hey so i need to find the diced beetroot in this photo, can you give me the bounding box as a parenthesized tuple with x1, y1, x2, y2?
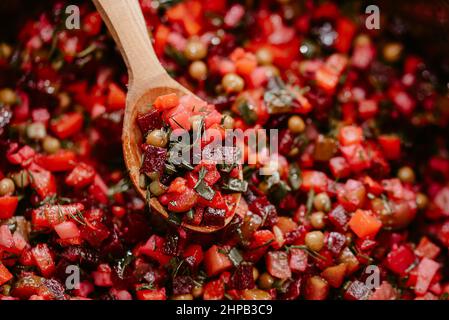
(172, 276, 194, 295)
(434, 187, 449, 216)
(109, 288, 132, 300)
(385, 245, 416, 275)
(183, 244, 203, 268)
(340, 144, 371, 172)
(414, 237, 441, 260)
(140, 145, 167, 176)
(328, 205, 349, 231)
(0, 225, 16, 253)
(73, 281, 94, 298)
(92, 264, 113, 287)
(327, 232, 346, 256)
(415, 258, 440, 296)
(338, 125, 363, 146)
(31, 243, 56, 278)
(65, 163, 95, 188)
(248, 197, 278, 227)
(204, 109, 222, 128)
(288, 248, 308, 273)
(248, 230, 275, 249)
(79, 220, 110, 247)
(314, 249, 334, 270)
(344, 280, 371, 300)
(369, 281, 397, 300)
(300, 170, 328, 192)
(378, 135, 401, 160)
(203, 279, 224, 300)
(266, 251, 291, 279)
(137, 109, 162, 134)
(7, 145, 36, 166)
(139, 235, 172, 265)
(337, 179, 366, 212)
(355, 238, 377, 252)
(29, 168, 57, 199)
(329, 156, 351, 178)
(230, 264, 255, 290)
(166, 188, 198, 213)
(203, 207, 226, 226)
(280, 278, 302, 300)
(54, 221, 81, 240)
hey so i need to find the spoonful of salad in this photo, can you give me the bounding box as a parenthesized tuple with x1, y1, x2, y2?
(92, 0, 244, 233)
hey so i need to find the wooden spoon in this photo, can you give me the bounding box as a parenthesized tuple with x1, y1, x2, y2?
(92, 0, 241, 233)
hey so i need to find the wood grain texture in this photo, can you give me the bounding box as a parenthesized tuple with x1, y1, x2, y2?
(91, 0, 240, 233)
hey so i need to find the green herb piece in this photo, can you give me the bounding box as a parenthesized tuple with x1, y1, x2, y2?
(194, 181, 215, 201)
(219, 247, 244, 266)
(306, 189, 315, 215)
(222, 178, 248, 192)
(68, 209, 87, 226)
(167, 211, 181, 226)
(186, 209, 194, 220)
(137, 282, 155, 291)
(249, 239, 274, 250)
(263, 76, 297, 114)
(286, 245, 326, 261)
(195, 167, 208, 188)
(237, 99, 257, 125)
(193, 166, 215, 200)
(164, 163, 177, 175)
(242, 165, 256, 180)
(380, 194, 393, 215)
(108, 178, 131, 198)
(169, 257, 185, 278)
(164, 45, 188, 66)
(264, 89, 294, 114)
(217, 162, 236, 173)
(115, 251, 135, 279)
(156, 0, 183, 9)
(288, 164, 302, 190)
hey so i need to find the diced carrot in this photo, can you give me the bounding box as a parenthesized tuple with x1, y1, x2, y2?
(321, 263, 347, 288)
(0, 263, 13, 286)
(154, 25, 170, 56)
(348, 209, 382, 238)
(203, 245, 233, 277)
(154, 93, 180, 111)
(136, 288, 166, 300)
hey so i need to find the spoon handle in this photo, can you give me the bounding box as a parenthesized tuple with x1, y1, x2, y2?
(92, 0, 166, 89)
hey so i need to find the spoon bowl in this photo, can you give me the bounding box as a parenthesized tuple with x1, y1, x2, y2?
(92, 0, 241, 232)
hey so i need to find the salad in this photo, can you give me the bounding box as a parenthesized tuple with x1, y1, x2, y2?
(137, 92, 244, 229)
(0, 0, 448, 300)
